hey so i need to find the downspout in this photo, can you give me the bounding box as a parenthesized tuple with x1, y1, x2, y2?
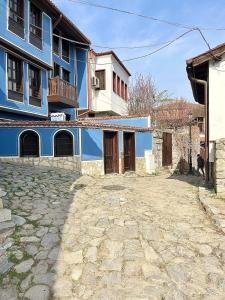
(187, 69, 209, 182)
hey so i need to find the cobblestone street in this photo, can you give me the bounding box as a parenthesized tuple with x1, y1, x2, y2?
(1, 163, 225, 299)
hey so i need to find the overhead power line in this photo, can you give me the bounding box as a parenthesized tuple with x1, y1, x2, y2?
(65, 0, 225, 31)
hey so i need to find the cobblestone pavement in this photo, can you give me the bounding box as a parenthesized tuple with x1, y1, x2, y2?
(1, 163, 225, 299)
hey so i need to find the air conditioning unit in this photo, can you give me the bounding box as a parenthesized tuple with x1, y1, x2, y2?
(92, 76, 100, 89)
(95, 77, 100, 90)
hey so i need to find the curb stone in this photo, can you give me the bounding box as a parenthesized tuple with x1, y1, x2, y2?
(198, 187, 225, 234)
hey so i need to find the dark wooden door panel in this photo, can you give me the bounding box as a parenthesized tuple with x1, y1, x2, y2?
(124, 132, 135, 172)
(104, 131, 119, 174)
(162, 132, 172, 166)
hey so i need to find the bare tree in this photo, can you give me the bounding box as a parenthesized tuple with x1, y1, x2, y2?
(128, 73, 168, 115)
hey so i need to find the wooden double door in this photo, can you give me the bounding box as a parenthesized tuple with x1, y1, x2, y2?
(103, 131, 136, 174)
(123, 132, 135, 172)
(104, 131, 119, 174)
(162, 132, 172, 166)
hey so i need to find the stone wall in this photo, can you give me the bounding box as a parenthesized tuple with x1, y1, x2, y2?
(81, 160, 104, 176)
(152, 130, 163, 170)
(214, 139, 225, 196)
(172, 126, 200, 173)
(136, 157, 146, 175)
(0, 156, 81, 172)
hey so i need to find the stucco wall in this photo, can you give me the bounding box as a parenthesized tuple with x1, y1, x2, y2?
(0, 127, 80, 157)
(90, 54, 128, 115)
(209, 57, 225, 141)
(96, 116, 151, 128)
(77, 49, 88, 109)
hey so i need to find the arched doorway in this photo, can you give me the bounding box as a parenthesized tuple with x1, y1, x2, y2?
(54, 130, 73, 157)
(20, 130, 39, 157)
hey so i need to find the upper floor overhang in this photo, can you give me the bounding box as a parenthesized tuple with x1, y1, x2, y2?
(186, 41, 225, 105)
(39, 0, 91, 46)
(91, 49, 131, 77)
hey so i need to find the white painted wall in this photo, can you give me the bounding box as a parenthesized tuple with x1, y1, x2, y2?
(90, 53, 129, 115)
(209, 55, 225, 141)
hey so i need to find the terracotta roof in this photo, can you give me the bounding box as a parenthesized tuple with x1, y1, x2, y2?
(43, 0, 91, 44)
(91, 50, 131, 76)
(154, 101, 205, 121)
(0, 121, 153, 132)
(78, 114, 150, 121)
(186, 42, 225, 66)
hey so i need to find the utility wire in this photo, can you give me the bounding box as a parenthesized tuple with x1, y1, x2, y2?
(65, 0, 225, 31)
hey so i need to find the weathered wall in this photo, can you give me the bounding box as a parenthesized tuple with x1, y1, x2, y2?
(214, 139, 225, 196)
(81, 160, 104, 176)
(172, 126, 200, 173)
(0, 156, 81, 172)
(153, 130, 163, 170)
(152, 126, 201, 173)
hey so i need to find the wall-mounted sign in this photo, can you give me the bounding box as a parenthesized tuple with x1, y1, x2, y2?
(50, 113, 66, 122)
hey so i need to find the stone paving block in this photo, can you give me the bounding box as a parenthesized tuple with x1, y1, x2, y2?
(0, 209, 11, 223)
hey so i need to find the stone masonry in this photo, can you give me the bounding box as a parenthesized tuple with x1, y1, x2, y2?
(214, 138, 225, 196)
(1, 163, 225, 299)
(0, 156, 81, 172)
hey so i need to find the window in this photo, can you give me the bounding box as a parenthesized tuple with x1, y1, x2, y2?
(62, 69, 70, 82)
(20, 131, 39, 157)
(54, 131, 73, 157)
(117, 76, 120, 96)
(95, 70, 105, 90)
(53, 29, 59, 55)
(8, 0, 24, 38)
(125, 84, 128, 101)
(29, 65, 41, 107)
(54, 63, 60, 77)
(121, 81, 125, 99)
(7, 54, 23, 102)
(62, 39, 70, 62)
(30, 3, 42, 49)
(113, 72, 116, 93)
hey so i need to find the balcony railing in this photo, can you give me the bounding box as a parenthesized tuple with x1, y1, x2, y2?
(48, 77, 78, 108)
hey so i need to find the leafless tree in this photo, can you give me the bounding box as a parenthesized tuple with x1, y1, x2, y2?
(128, 73, 168, 115)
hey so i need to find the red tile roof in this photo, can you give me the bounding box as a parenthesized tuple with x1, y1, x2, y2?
(78, 114, 150, 121)
(0, 120, 153, 132)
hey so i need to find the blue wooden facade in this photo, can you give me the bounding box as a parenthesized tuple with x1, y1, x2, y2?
(0, 0, 90, 121)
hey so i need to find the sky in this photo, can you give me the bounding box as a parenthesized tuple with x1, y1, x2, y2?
(53, 0, 225, 102)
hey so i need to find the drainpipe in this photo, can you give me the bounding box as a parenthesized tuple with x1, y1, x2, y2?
(187, 70, 209, 182)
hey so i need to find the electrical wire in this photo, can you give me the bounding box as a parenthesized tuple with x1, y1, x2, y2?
(64, 0, 225, 31)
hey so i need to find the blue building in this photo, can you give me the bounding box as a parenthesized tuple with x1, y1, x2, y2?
(0, 0, 90, 121)
(0, 1, 155, 176)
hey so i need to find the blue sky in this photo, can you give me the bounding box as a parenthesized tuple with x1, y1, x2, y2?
(53, 0, 225, 101)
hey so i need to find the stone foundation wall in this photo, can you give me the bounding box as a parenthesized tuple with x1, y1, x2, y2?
(81, 160, 104, 176)
(153, 130, 163, 170)
(136, 157, 146, 175)
(214, 139, 225, 196)
(172, 126, 200, 173)
(0, 156, 81, 172)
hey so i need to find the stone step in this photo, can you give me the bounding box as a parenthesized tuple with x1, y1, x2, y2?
(0, 209, 11, 223)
